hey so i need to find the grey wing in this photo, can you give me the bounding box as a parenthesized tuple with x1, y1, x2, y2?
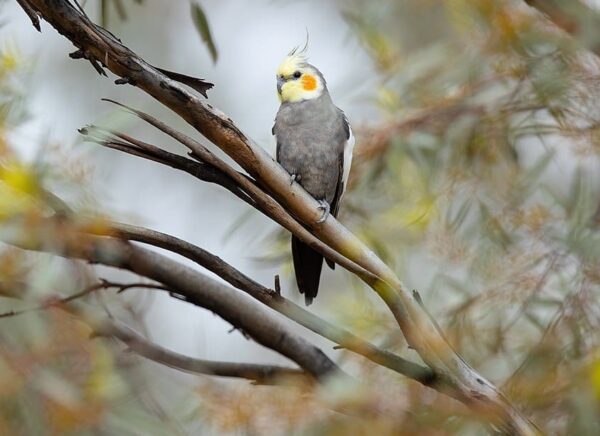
(331, 120, 354, 218)
(330, 154, 345, 219)
(326, 121, 355, 270)
(272, 123, 279, 161)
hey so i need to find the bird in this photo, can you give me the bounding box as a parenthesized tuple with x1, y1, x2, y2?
(272, 45, 354, 305)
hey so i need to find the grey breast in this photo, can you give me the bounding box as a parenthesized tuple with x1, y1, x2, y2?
(274, 92, 348, 204)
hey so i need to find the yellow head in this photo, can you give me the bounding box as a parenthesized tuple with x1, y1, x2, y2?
(276, 48, 325, 103)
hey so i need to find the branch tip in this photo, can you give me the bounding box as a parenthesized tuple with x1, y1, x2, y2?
(115, 77, 132, 85)
(69, 49, 85, 59)
(274, 274, 281, 295)
(16, 0, 41, 31)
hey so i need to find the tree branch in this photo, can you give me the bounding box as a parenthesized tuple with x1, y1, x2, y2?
(85, 100, 376, 283)
(16, 0, 40, 30)
(83, 104, 534, 426)
(1, 216, 342, 382)
(98, 220, 437, 386)
(81, 124, 256, 207)
(80, 119, 438, 386)
(0, 281, 163, 318)
(93, 315, 310, 384)
(36, 184, 438, 389)
(0, 281, 306, 384)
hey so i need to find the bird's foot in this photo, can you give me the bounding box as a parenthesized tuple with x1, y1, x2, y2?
(290, 173, 301, 186)
(316, 200, 330, 224)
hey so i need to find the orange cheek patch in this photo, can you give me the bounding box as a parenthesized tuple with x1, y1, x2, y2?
(302, 74, 317, 91)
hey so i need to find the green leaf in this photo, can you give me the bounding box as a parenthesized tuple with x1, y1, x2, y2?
(191, 2, 218, 64)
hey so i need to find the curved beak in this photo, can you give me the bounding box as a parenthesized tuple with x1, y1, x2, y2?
(277, 76, 285, 95)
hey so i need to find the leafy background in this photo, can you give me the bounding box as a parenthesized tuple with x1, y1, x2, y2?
(1, 0, 600, 434)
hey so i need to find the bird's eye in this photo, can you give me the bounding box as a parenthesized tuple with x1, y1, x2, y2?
(293, 71, 302, 79)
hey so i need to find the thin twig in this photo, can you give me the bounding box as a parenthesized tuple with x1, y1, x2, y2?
(81, 124, 254, 206)
(0, 281, 167, 318)
(97, 317, 309, 384)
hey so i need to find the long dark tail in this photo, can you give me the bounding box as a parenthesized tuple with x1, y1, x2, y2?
(291, 236, 324, 305)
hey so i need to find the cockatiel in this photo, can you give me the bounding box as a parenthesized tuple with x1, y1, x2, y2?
(273, 46, 354, 305)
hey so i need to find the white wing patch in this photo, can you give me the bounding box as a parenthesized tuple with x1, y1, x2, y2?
(340, 126, 355, 198)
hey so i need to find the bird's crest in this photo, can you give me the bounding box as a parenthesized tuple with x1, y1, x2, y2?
(288, 31, 309, 58)
(277, 33, 310, 77)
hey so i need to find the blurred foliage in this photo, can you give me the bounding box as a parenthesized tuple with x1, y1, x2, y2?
(190, 2, 218, 64)
(89, 0, 219, 64)
(327, 0, 600, 433)
(4, 0, 600, 435)
(0, 40, 203, 434)
(88, 0, 145, 27)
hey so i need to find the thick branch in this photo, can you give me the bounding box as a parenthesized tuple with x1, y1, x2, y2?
(101, 221, 436, 386)
(1, 216, 341, 382)
(81, 117, 438, 386)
